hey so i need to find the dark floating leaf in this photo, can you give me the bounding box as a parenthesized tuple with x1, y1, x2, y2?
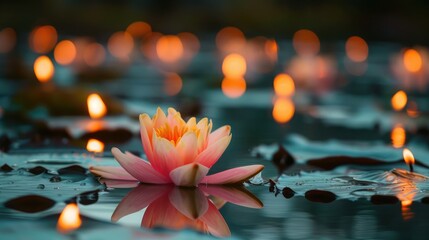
(79, 191, 99, 205)
(49, 175, 62, 182)
(0, 134, 12, 152)
(58, 165, 87, 175)
(370, 195, 399, 205)
(305, 190, 336, 203)
(421, 197, 429, 204)
(80, 128, 133, 144)
(306, 156, 429, 170)
(282, 187, 295, 199)
(28, 166, 48, 175)
(272, 145, 295, 174)
(1, 164, 13, 172)
(4, 195, 55, 213)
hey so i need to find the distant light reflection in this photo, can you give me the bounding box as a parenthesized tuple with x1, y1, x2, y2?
(391, 125, 406, 148)
(221, 77, 246, 98)
(272, 98, 295, 123)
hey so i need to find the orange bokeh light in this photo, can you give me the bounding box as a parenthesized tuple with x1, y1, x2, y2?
(274, 73, 295, 97)
(345, 36, 368, 62)
(30, 25, 58, 54)
(34, 56, 54, 82)
(178, 32, 200, 58)
(108, 31, 134, 60)
(406, 101, 420, 118)
(273, 98, 295, 123)
(293, 29, 320, 56)
(87, 93, 107, 119)
(164, 73, 183, 96)
(216, 26, 246, 53)
(0, 27, 16, 53)
(57, 203, 82, 234)
(156, 35, 184, 63)
(265, 39, 278, 62)
(222, 53, 246, 78)
(403, 49, 422, 73)
(84, 43, 106, 67)
(391, 90, 407, 111)
(221, 77, 246, 98)
(54, 40, 77, 65)
(126, 21, 151, 38)
(391, 125, 406, 148)
(86, 139, 105, 153)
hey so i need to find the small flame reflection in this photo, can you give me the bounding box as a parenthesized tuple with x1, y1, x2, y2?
(403, 49, 422, 73)
(391, 90, 407, 111)
(57, 203, 82, 233)
(221, 77, 246, 98)
(273, 98, 295, 123)
(222, 53, 246, 78)
(86, 139, 105, 153)
(164, 73, 183, 96)
(34, 56, 54, 82)
(87, 94, 107, 119)
(54, 40, 77, 65)
(391, 125, 406, 148)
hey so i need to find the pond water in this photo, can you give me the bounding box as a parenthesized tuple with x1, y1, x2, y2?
(1, 101, 429, 240)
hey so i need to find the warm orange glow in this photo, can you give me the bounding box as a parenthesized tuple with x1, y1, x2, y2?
(345, 36, 368, 62)
(0, 27, 16, 53)
(391, 90, 407, 111)
(126, 21, 151, 38)
(178, 32, 200, 58)
(293, 29, 320, 56)
(273, 98, 295, 123)
(86, 139, 105, 153)
(406, 101, 420, 118)
(274, 74, 295, 97)
(57, 203, 82, 234)
(403, 49, 422, 73)
(216, 26, 246, 53)
(83, 43, 106, 67)
(403, 148, 415, 166)
(54, 40, 77, 65)
(34, 56, 54, 82)
(156, 35, 184, 63)
(107, 31, 134, 60)
(164, 73, 183, 96)
(221, 77, 246, 98)
(222, 53, 246, 78)
(29, 25, 58, 54)
(87, 94, 107, 119)
(400, 192, 415, 221)
(391, 125, 406, 148)
(265, 39, 278, 62)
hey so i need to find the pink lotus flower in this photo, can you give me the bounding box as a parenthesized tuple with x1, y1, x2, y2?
(109, 183, 263, 237)
(90, 107, 264, 187)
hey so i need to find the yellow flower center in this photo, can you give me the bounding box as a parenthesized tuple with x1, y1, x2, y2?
(155, 123, 201, 146)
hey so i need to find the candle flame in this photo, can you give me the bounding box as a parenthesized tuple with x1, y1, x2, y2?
(156, 35, 184, 63)
(34, 56, 54, 82)
(274, 73, 295, 97)
(391, 125, 406, 148)
(222, 53, 246, 79)
(345, 36, 368, 62)
(391, 90, 407, 111)
(86, 139, 105, 153)
(403, 49, 422, 73)
(87, 94, 107, 119)
(54, 40, 77, 65)
(57, 203, 82, 234)
(403, 148, 415, 166)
